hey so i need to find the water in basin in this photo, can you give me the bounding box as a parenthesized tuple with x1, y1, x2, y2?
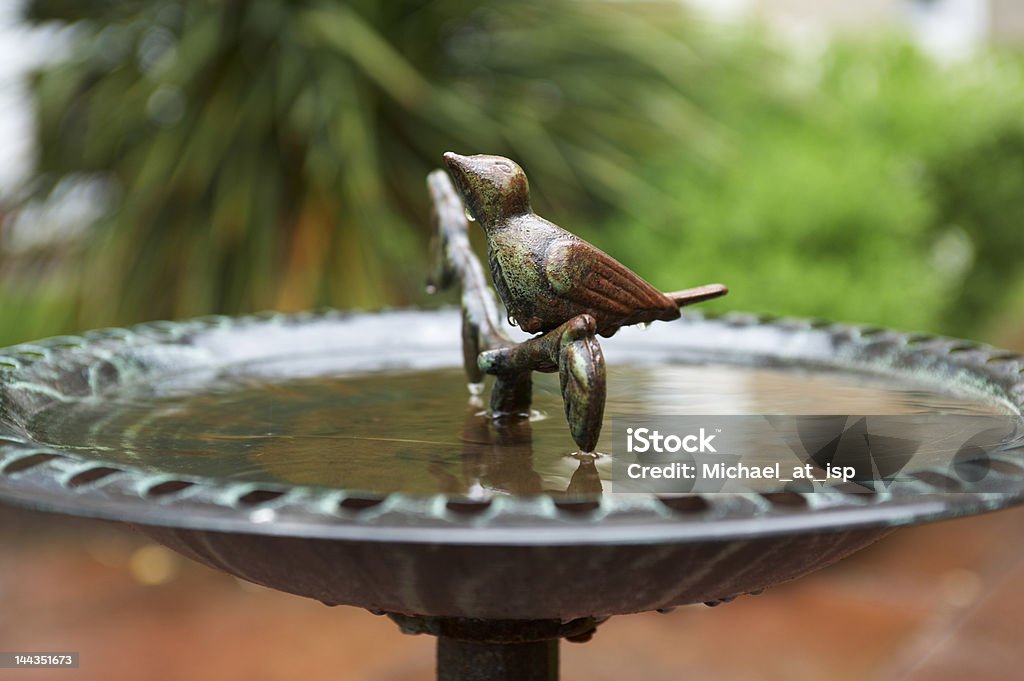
(27, 363, 1011, 497)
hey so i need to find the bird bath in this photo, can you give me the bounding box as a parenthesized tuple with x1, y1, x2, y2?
(1, 308, 1024, 680)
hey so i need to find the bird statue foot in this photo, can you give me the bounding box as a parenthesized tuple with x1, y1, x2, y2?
(479, 314, 607, 452)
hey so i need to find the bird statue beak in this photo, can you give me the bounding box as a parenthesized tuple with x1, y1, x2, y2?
(442, 151, 468, 170)
(443, 152, 472, 191)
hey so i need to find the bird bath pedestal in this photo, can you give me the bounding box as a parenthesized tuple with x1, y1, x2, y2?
(1, 309, 1023, 680)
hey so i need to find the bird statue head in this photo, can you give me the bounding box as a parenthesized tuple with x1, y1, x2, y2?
(443, 152, 532, 227)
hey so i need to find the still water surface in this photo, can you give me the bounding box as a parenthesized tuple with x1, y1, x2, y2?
(29, 363, 1009, 497)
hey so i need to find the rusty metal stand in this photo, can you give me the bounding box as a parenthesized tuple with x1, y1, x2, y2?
(388, 614, 605, 681)
(437, 638, 558, 681)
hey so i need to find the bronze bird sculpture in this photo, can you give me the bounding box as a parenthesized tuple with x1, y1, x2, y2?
(443, 152, 728, 338)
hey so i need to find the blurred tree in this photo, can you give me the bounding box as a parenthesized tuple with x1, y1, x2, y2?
(17, 0, 764, 334)
(9, 4, 1024, 348)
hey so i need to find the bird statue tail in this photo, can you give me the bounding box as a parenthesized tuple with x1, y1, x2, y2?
(665, 283, 728, 308)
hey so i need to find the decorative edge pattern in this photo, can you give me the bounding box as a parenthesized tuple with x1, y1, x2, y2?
(0, 308, 1022, 545)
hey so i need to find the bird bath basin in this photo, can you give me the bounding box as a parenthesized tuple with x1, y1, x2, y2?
(2, 308, 1024, 680)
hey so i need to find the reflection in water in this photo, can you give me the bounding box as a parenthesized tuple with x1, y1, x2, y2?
(28, 364, 1009, 498)
(450, 406, 544, 497)
(566, 457, 604, 498)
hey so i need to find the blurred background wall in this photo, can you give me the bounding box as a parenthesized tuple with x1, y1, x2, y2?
(1, 0, 1023, 349)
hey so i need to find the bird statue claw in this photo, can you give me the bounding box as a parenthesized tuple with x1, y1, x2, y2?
(427, 153, 727, 453)
(475, 313, 606, 451)
(558, 331, 606, 453)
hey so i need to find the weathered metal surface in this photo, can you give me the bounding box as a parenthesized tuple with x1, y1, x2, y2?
(428, 169, 606, 450)
(386, 615, 606, 643)
(442, 152, 727, 338)
(434, 153, 726, 451)
(0, 309, 1022, 622)
(436, 637, 557, 681)
(136, 524, 892, 620)
(1, 310, 1023, 546)
(387, 615, 604, 681)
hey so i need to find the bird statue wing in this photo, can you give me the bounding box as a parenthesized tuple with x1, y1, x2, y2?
(544, 239, 673, 314)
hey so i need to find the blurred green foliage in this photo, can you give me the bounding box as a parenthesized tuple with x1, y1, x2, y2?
(599, 41, 1024, 338)
(3, 2, 1024, 347)
(9, 0, 758, 343)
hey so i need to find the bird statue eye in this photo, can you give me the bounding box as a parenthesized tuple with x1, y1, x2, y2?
(495, 162, 513, 174)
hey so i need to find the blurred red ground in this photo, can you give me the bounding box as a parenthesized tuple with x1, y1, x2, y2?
(1, 502, 1023, 681)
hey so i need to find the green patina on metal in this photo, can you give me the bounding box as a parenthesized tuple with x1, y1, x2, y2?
(1, 309, 1024, 542)
(441, 153, 727, 337)
(431, 153, 727, 452)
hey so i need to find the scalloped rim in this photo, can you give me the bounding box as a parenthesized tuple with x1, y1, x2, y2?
(0, 308, 1022, 546)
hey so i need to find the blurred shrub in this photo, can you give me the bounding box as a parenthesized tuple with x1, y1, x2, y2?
(8, 0, 765, 342)
(598, 40, 1024, 337)
(929, 126, 1024, 334)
